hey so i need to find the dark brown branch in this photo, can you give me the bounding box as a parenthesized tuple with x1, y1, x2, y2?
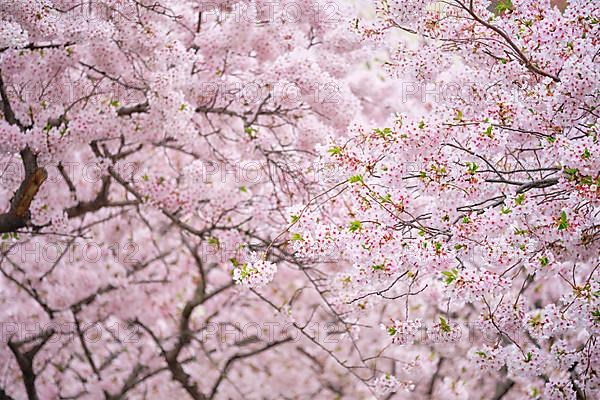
(0, 387, 16, 400)
(0, 71, 47, 233)
(0, 42, 74, 53)
(73, 312, 100, 377)
(492, 380, 515, 400)
(456, 0, 560, 82)
(7, 329, 55, 400)
(116, 101, 149, 116)
(0, 69, 21, 127)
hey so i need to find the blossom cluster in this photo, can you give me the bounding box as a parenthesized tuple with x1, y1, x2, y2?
(232, 252, 278, 289)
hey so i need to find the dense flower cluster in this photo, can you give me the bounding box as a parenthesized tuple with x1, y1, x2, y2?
(0, 0, 398, 398)
(382, 318, 421, 344)
(232, 252, 277, 289)
(0, 0, 598, 399)
(289, 0, 599, 398)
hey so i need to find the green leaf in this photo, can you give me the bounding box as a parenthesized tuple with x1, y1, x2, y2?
(290, 233, 304, 241)
(380, 193, 392, 204)
(348, 220, 362, 232)
(371, 263, 385, 270)
(454, 110, 463, 121)
(483, 126, 494, 138)
(236, 263, 251, 279)
(564, 167, 578, 178)
(441, 268, 459, 285)
(244, 126, 256, 138)
(292, 233, 304, 242)
(496, 0, 513, 14)
(515, 193, 526, 205)
(529, 312, 542, 326)
(557, 211, 569, 230)
(290, 215, 300, 223)
(539, 256, 549, 267)
(328, 146, 342, 156)
(374, 127, 393, 138)
(582, 148, 591, 159)
(439, 317, 451, 332)
(348, 175, 364, 184)
(466, 162, 479, 175)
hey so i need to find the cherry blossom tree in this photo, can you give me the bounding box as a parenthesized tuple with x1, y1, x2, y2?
(0, 0, 598, 399)
(287, 0, 599, 398)
(0, 0, 389, 398)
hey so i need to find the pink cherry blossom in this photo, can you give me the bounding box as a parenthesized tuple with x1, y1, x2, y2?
(0, 0, 598, 398)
